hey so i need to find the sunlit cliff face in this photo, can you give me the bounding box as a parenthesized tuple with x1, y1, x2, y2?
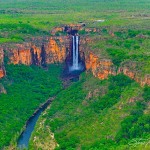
(85, 52, 116, 80)
(0, 69, 5, 78)
(0, 48, 5, 78)
(5, 37, 67, 66)
(0, 24, 149, 86)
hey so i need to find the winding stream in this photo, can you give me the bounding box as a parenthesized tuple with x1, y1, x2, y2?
(17, 98, 53, 149)
(17, 77, 77, 149)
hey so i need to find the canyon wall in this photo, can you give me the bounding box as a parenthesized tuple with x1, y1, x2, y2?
(45, 36, 70, 64)
(118, 67, 150, 86)
(79, 36, 116, 80)
(1, 36, 70, 67)
(0, 48, 5, 78)
(79, 36, 150, 86)
(85, 52, 116, 80)
(84, 52, 150, 86)
(0, 25, 149, 86)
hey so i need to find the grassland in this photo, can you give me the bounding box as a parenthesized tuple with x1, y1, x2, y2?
(0, 0, 150, 43)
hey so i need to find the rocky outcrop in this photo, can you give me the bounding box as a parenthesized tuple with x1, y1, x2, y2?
(51, 24, 86, 35)
(85, 52, 150, 86)
(51, 27, 64, 35)
(0, 48, 5, 78)
(118, 67, 150, 86)
(79, 36, 150, 86)
(45, 36, 69, 64)
(0, 83, 6, 94)
(8, 43, 44, 66)
(0, 68, 5, 78)
(79, 36, 116, 80)
(4, 36, 70, 67)
(85, 52, 116, 80)
(10, 48, 31, 65)
(31, 45, 42, 65)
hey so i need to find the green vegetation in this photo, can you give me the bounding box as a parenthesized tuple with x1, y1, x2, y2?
(29, 72, 150, 149)
(0, 0, 150, 149)
(0, 0, 150, 43)
(0, 23, 49, 43)
(89, 29, 150, 76)
(116, 88, 150, 141)
(107, 30, 150, 66)
(0, 64, 63, 148)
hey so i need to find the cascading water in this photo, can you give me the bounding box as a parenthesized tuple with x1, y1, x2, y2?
(76, 36, 79, 69)
(68, 35, 85, 75)
(72, 35, 79, 70)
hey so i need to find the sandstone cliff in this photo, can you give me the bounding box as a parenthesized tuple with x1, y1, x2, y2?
(0, 26, 149, 87)
(45, 36, 69, 64)
(85, 51, 150, 86)
(118, 66, 150, 86)
(85, 52, 116, 80)
(0, 48, 5, 78)
(0, 68, 5, 78)
(3, 36, 70, 67)
(80, 36, 150, 86)
(79, 36, 116, 80)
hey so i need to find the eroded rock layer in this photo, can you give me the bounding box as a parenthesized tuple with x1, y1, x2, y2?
(45, 36, 69, 64)
(1, 36, 71, 67)
(0, 48, 5, 78)
(0, 26, 149, 86)
(85, 52, 116, 80)
(118, 67, 150, 86)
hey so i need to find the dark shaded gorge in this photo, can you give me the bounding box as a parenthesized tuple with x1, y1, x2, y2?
(17, 31, 86, 149)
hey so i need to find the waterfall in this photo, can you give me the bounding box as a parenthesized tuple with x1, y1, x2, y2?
(72, 36, 76, 69)
(76, 36, 79, 69)
(68, 35, 85, 73)
(72, 36, 79, 70)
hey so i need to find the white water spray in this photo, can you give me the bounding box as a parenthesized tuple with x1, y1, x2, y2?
(69, 35, 85, 73)
(72, 36, 79, 70)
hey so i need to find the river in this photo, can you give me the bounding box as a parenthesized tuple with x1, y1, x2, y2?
(17, 98, 54, 149)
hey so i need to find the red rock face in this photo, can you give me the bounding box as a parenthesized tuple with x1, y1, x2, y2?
(0, 48, 4, 65)
(0, 68, 5, 78)
(51, 24, 86, 35)
(118, 67, 150, 86)
(8, 43, 32, 65)
(0, 29, 149, 86)
(0, 42, 45, 78)
(85, 52, 150, 86)
(51, 27, 64, 35)
(31, 45, 42, 65)
(80, 36, 150, 86)
(80, 36, 116, 80)
(10, 49, 32, 65)
(45, 36, 69, 63)
(8, 36, 70, 66)
(85, 52, 116, 79)
(0, 48, 5, 78)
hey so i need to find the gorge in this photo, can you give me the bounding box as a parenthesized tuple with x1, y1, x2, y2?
(0, 24, 150, 150)
(0, 0, 150, 149)
(16, 33, 84, 147)
(0, 25, 150, 86)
